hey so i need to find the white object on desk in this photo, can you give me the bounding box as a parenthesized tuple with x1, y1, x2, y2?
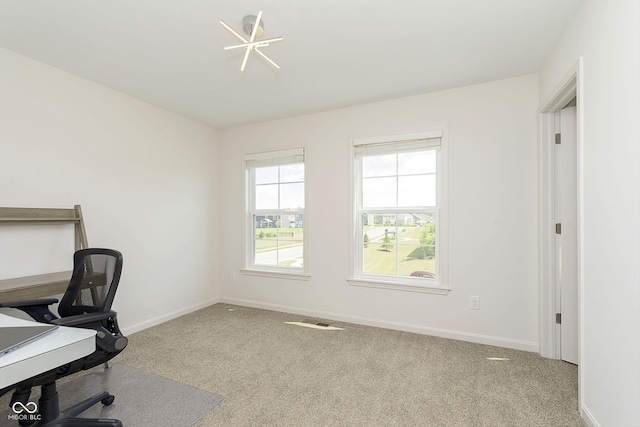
(0, 313, 96, 389)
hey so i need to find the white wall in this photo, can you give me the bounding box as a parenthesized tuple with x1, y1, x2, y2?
(0, 47, 221, 332)
(219, 74, 540, 351)
(539, 1, 640, 426)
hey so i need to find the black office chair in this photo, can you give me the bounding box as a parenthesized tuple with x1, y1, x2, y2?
(0, 248, 128, 426)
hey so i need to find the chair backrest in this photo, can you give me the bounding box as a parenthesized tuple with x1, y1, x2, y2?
(58, 248, 123, 318)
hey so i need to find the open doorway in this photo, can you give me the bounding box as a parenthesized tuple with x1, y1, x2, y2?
(538, 58, 584, 406)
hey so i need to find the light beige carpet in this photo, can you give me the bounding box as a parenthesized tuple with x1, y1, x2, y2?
(1, 303, 584, 426)
(114, 303, 584, 427)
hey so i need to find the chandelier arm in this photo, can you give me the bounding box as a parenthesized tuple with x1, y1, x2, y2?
(224, 37, 283, 50)
(254, 48, 280, 69)
(249, 10, 262, 43)
(224, 44, 248, 51)
(256, 36, 283, 45)
(220, 20, 248, 43)
(240, 46, 252, 71)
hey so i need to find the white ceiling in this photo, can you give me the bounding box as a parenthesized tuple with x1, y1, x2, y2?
(0, 0, 582, 129)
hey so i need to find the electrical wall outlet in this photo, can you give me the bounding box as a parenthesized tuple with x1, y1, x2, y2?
(470, 296, 480, 310)
(230, 271, 236, 282)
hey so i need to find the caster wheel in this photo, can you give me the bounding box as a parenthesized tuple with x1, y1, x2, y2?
(101, 395, 115, 406)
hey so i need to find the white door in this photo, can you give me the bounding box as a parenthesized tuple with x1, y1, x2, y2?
(555, 106, 578, 364)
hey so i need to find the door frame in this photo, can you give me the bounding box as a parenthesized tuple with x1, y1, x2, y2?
(538, 58, 584, 404)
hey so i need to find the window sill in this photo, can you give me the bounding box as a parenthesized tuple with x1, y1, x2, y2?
(347, 278, 450, 295)
(241, 269, 311, 281)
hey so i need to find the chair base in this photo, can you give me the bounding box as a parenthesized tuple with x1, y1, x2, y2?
(15, 382, 122, 427)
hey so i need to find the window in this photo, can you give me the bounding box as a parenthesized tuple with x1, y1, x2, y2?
(245, 148, 305, 275)
(351, 131, 448, 292)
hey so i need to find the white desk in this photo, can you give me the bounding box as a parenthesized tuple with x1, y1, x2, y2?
(0, 313, 96, 389)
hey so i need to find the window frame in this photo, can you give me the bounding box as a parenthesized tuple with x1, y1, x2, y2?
(243, 148, 309, 279)
(348, 130, 449, 294)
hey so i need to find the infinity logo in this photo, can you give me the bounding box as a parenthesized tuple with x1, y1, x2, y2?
(12, 402, 38, 414)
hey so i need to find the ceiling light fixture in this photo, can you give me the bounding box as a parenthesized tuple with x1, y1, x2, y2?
(220, 10, 283, 72)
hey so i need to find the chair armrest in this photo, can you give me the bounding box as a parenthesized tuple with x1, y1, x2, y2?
(0, 298, 59, 309)
(53, 310, 127, 354)
(51, 311, 117, 327)
(0, 298, 59, 323)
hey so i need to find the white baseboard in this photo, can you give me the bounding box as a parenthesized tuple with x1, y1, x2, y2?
(122, 297, 220, 335)
(581, 405, 599, 427)
(220, 297, 539, 353)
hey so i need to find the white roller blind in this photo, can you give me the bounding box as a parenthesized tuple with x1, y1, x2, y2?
(353, 130, 442, 156)
(245, 148, 304, 168)
(354, 137, 441, 156)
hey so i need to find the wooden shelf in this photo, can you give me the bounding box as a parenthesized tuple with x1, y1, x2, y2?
(0, 271, 72, 303)
(0, 205, 89, 302)
(0, 217, 81, 221)
(0, 219, 81, 225)
(0, 207, 81, 223)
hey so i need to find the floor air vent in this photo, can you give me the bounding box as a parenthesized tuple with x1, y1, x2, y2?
(284, 319, 345, 330)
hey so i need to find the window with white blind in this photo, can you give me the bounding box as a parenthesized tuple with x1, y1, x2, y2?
(350, 131, 448, 293)
(245, 148, 306, 275)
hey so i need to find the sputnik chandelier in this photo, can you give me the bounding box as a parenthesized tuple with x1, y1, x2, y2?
(220, 10, 283, 71)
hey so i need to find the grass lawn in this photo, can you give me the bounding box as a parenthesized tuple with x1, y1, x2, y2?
(363, 244, 435, 276)
(277, 259, 301, 267)
(253, 226, 434, 276)
(364, 226, 435, 276)
(255, 227, 303, 252)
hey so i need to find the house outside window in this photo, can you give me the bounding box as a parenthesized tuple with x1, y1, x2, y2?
(350, 131, 448, 293)
(245, 148, 306, 275)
